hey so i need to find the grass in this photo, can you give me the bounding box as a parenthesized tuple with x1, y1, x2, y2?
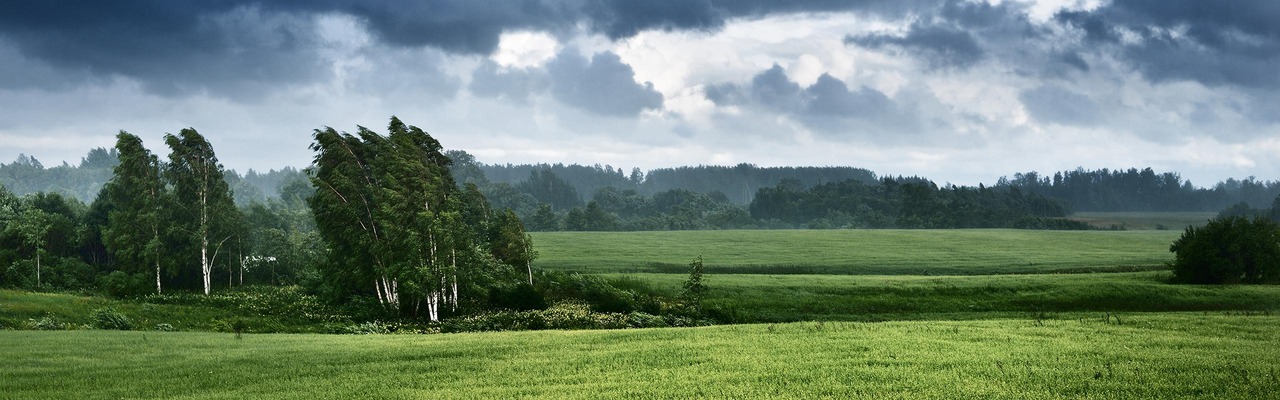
(532, 229, 1181, 275)
(0, 288, 344, 333)
(3, 313, 1277, 399)
(1067, 212, 1216, 230)
(605, 271, 1280, 322)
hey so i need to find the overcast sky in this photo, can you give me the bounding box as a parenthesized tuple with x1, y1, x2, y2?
(1, 0, 1276, 186)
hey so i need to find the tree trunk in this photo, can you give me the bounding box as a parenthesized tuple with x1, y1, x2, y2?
(35, 250, 41, 288)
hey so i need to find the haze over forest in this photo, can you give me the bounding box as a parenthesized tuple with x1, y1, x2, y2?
(1, 0, 1278, 187)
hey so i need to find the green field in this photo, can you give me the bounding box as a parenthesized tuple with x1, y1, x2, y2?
(4, 313, 1277, 399)
(7, 227, 1278, 398)
(532, 229, 1181, 274)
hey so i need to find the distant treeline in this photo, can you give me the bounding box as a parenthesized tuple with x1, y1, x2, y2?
(0, 150, 307, 206)
(6, 150, 1280, 231)
(997, 168, 1280, 212)
(472, 159, 877, 204)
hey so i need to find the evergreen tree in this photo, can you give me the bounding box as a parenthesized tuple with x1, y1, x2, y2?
(103, 132, 167, 294)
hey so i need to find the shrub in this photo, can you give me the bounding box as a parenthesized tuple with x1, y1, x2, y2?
(91, 307, 134, 330)
(26, 314, 67, 330)
(1170, 216, 1280, 284)
(154, 323, 175, 332)
(98, 271, 151, 298)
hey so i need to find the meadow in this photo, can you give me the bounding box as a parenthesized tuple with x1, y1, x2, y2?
(6, 220, 1279, 398)
(4, 313, 1277, 399)
(531, 229, 1182, 275)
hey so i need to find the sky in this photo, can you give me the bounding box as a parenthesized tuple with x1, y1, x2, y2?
(0, 0, 1277, 186)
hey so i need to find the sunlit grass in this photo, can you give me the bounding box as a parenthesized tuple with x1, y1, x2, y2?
(3, 313, 1277, 399)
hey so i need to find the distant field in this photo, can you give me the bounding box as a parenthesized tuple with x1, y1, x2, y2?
(4, 314, 1277, 399)
(1067, 212, 1216, 230)
(606, 271, 1280, 322)
(532, 229, 1181, 275)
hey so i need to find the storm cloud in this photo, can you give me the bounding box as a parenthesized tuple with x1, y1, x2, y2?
(1056, 0, 1280, 89)
(707, 64, 912, 134)
(0, 1, 1277, 188)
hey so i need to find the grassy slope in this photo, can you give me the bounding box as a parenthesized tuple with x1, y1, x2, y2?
(3, 314, 1277, 399)
(608, 272, 1280, 322)
(532, 229, 1181, 275)
(0, 290, 336, 333)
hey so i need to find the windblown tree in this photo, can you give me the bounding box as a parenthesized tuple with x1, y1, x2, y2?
(309, 117, 524, 321)
(490, 209, 536, 285)
(165, 129, 239, 295)
(102, 132, 168, 294)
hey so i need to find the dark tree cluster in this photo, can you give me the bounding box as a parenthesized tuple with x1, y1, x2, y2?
(750, 178, 1080, 229)
(639, 164, 877, 204)
(999, 168, 1280, 212)
(1170, 216, 1280, 284)
(0, 129, 281, 296)
(308, 117, 534, 320)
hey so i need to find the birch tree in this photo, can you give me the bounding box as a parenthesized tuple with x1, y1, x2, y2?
(165, 129, 238, 295)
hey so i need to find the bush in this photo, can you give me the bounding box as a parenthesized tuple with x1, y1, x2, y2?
(1170, 216, 1280, 284)
(154, 323, 175, 332)
(488, 283, 548, 311)
(26, 314, 67, 330)
(98, 271, 152, 298)
(91, 307, 134, 330)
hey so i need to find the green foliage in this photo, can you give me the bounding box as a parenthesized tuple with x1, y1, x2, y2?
(1170, 216, 1280, 284)
(143, 285, 346, 323)
(680, 256, 707, 310)
(97, 271, 151, 298)
(164, 128, 241, 295)
(308, 117, 527, 320)
(25, 313, 68, 330)
(90, 307, 133, 330)
(516, 169, 582, 211)
(440, 301, 661, 332)
(154, 323, 175, 332)
(537, 271, 660, 314)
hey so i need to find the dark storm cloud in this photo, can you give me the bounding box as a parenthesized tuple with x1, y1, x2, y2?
(708, 64, 910, 134)
(0, 2, 331, 97)
(843, 0, 1045, 70)
(0, 0, 941, 95)
(1018, 84, 1103, 127)
(1055, 0, 1280, 88)
(846, 24, 985, 69)
(545, 50, 663, 117)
